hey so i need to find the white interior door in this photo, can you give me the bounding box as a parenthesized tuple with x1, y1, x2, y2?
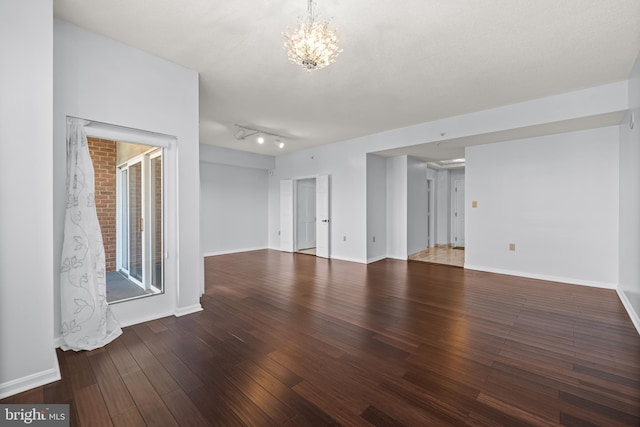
(316, 175, 330, 258)
(453, 179, 465, 247)
(296, 179, 316, 250)
(280, 180, 294, 252)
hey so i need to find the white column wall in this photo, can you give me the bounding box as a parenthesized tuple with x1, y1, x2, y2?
(618, 53, 640, 332)
(366, 154, 388, 262)
(0, 0, 59, 398)
(386, 156, 408, 260)
(407, 156, 429, 255)
(54, 20, 202, 328)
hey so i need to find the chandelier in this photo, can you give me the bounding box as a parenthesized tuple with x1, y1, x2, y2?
(284, 0, 342, 71)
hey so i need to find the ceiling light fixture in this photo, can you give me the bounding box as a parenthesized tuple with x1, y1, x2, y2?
(234, 124, 287, 148)
(233, 128, 247, 140)
(284, 0, 342, 72)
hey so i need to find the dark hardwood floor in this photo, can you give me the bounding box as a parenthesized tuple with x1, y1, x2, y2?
(3, 249, 639, 426)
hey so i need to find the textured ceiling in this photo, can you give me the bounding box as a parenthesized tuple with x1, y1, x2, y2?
(54, 0, 640, 158)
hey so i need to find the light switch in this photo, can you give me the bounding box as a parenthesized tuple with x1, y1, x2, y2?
(472, 201, 478, 208)
(509, 243, 516, 251)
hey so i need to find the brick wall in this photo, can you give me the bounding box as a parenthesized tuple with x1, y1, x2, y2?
(87, 137, 117, 272)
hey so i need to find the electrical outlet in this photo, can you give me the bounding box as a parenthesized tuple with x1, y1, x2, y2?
(278, 231, 281, 236)
(372, 236, 376, 243)
(509, 243, 516, 251)
(343, 236, 347, 242)
(472, 201, 478, 208)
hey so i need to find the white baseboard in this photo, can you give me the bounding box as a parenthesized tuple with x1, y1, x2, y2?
(386, 255, 408, 261)
(174, 304, 203, 317)
(464, 264, 617, 289)
(367, 255, 387, 264)
(203, 247, 267, 258)
(330, 255, 367, 264)
(0, 352, 61, 400)
(117, 310, 176, 328)
(617, 288, 640, 336)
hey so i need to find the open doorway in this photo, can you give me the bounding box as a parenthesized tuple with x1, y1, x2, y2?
(280, 175, 330, 258)
(296, 178, 316, 255)
(87, 137, 164, 303)
(409, 169, 465, 267)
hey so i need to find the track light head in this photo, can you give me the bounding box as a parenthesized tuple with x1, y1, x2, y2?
(233, 128, 247, 140)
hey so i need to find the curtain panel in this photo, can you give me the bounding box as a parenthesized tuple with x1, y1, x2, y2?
(60, 118, 122, 351)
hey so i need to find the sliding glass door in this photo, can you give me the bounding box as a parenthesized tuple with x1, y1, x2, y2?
(117, 148, 163, 294)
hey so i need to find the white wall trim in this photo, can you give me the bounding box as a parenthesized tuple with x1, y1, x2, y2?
(203, 247, 268, 258)
(175, 304, 203, 317)
(367, 255, 387, 264)
(0, 355, 61, 400)
(464, 264, 617, 289)
(617, 288, 640, 336)
(330, 255, 367, 264)
(387, 255, 408, 261)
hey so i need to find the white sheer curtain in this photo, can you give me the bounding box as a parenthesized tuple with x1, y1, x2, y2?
(60, 117, 122, 351)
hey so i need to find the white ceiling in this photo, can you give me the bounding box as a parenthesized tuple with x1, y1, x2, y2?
(53, 0, 640, 159)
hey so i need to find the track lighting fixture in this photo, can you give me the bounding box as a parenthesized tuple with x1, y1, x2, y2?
(233, 128, 247, 140)
(233, 124, 287, 149)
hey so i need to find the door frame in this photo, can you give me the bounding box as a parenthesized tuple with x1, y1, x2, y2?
(295, 178, 316, 251)
(426, 178, 434, 248)
(116, 147, 163, 292)
(280, 174, 330, 257)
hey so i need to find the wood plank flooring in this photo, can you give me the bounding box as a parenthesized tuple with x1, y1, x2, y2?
(3, 249, 639, 426)
(409, 246, 465, 268)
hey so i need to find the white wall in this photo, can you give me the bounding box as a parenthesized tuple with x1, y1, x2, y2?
(268, 142, 367, 263)
(0, 0, 59, 398)
(54, 20, 202, 329)
(200, 163, 269, 255)
(200, 144, 274, 256)
(386, 156, 408, 260)
(268, 83, 626, 264)
(407, 156, 429, 255)
(618, 53, 640, 332)
(366, 154, 387, 262)
(465, 126, 620, 288)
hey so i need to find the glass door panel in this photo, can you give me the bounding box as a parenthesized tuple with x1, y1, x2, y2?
(149, 154, 163, 291)
(128, 162, 143, 282)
